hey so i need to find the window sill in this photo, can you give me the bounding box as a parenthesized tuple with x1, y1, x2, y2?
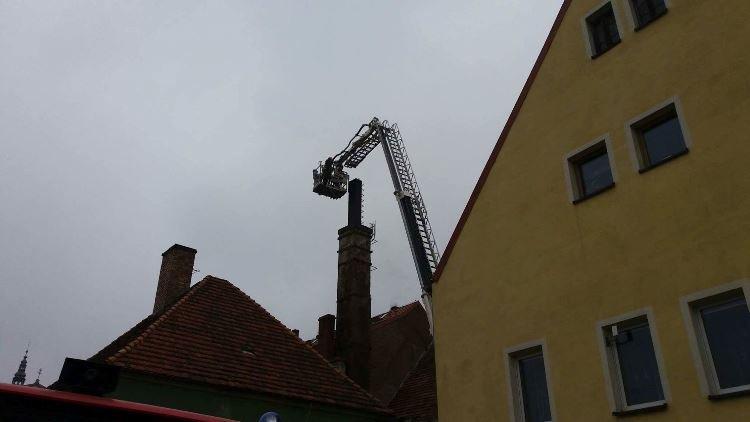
(572, 183, 615, 204)
(708, 386, 750, 401)
(612, 402, 667, 417)
(638, 148, 689, 174)
(590, 40, 621, 60)
(634, 9, 668, 32)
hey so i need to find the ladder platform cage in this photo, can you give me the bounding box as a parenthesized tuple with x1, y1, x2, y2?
(313, 162, 349, 199)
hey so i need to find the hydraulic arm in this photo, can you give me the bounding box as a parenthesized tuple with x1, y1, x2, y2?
(313, 118, 440, 324)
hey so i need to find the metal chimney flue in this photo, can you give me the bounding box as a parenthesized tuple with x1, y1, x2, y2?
(347, 179, 363, 227)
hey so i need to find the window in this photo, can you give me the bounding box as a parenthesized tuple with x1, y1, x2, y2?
(599, 313, 667, 414)
(683, 286, 750, 398)
(630, 0, 667, 29)
(586, 3, 621, 57)
(507, 345, 553, 422)
(566, 140, 615, 203)
(629, 102, 688, 172)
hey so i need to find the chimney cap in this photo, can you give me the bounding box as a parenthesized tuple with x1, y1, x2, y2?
(162, 244, 197, 256)
(318, 314, 335, 322)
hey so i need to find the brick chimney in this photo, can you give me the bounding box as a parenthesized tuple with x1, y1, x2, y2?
(317, 314, 336, 360)
(153, 244, 197, 314)
(335, 179, 372, 390)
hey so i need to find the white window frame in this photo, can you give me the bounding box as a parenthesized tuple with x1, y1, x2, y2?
(680, 280, 750, 398)
(625, 96, 692, 173)
(505, 340, 556, 422)
(563, 135, 617, 204)
(580, 0, 625, 59)
(596, 308, 670, 414)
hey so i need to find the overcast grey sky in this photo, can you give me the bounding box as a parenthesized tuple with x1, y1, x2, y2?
(0, 0, 561, 385)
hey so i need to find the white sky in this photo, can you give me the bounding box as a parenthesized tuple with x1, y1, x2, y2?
(0, 0, 561, 385)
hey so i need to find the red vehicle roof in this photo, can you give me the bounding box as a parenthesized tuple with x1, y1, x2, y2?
(0, 383, 237, 421)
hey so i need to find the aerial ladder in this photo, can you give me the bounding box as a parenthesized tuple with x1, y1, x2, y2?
(312, 118, 440, 332)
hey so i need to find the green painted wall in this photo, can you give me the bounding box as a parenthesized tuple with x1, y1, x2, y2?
(109, 372, 391, 422)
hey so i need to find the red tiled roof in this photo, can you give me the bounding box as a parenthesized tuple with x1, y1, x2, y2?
(306, 301, 426, 349)
(305, 301, 432, 406)
(91, 276, 390, 415)
(369, 302, 432, 404)
(388, 343, 436, 421)
(370, 301, 423, 331)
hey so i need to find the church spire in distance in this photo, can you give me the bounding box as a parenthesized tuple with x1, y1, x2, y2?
(28, 368, 45, 388)
(12, 349, 28, 385)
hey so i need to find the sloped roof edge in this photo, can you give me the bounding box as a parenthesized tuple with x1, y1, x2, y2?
(105, 280, 204, 363)
(90, 276, 391, 415)
(89, 284, 198, 364)
(388, 342, 436, 420)
(370, 301, 422, 331)
(433, 0, 573, 284)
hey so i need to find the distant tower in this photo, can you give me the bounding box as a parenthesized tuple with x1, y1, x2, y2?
(28, 368, 45, 388)
(12, 350, 28, 385)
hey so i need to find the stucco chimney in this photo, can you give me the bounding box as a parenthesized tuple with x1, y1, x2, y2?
(317, 314, 336, 360)
(153, 244, 196, 314)
(335, 179, 372, 390)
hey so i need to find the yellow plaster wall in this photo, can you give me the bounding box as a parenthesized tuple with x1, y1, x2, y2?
(434, 0, 750, 420)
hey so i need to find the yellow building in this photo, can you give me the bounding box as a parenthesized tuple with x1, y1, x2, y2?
(433, 0, 750, 420)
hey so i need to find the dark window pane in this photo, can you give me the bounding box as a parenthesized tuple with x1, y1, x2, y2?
(519, 354, 552, 422)
(633, 0, 667, 27)
(588, 5, 620, 55)
(642, 115, 686, 165)
(615, 324, 665, 405)
(701, 297, 750, 389)
(579, 152, 613, 196)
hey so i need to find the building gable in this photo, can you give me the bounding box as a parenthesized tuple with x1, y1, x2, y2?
(433, 0, 573, 284)
(434, 0, 750, 420)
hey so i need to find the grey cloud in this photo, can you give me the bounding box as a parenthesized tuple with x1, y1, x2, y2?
(0, 0, 561, 384)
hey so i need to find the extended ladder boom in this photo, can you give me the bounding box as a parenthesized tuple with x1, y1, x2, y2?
(313, 118, 440, 322)
(375, 122, 440, 295)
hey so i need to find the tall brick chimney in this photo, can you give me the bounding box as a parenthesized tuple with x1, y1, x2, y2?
(153, 244, 196, 314)
(335, 179, 372, 389)
(317, 314, 336, 360)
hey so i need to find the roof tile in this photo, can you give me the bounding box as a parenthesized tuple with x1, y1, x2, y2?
(91, 276, 390, 415)
(388, 343, 437, 421)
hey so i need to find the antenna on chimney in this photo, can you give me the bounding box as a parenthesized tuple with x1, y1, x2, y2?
(369, 221, 377, 244)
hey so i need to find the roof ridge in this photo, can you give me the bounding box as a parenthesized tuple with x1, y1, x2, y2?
(432, 0, 573, 284)
(372, 301, 420, 317)
(224, 280, 389, 410)
(371, 301, 423, 331)
(106, 278, 209, 364)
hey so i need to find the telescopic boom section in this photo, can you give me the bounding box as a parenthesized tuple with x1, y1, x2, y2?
(312, 118, 441, 299)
